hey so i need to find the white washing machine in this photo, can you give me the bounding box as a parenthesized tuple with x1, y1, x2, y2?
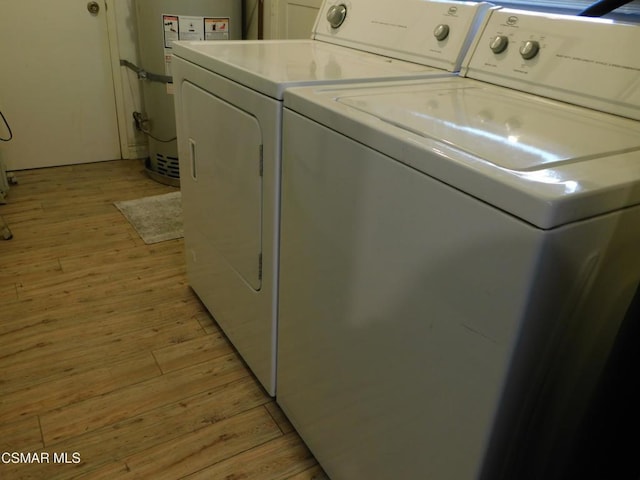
(277, 8, 640, 480)
(171, 0, 494, 395)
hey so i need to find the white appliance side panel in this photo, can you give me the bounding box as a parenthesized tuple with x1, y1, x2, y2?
(173, 56, 281, 395)
(182, 81, 263, 290)
(278, 110, 640, 478)
(491, 203, 640, 479)
(278, 110, 541, 480)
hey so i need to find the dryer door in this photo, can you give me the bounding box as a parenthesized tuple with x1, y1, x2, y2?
(182, 81, 263, 290)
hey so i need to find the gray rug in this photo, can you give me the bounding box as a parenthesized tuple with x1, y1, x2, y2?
(114, 191, 183, 244)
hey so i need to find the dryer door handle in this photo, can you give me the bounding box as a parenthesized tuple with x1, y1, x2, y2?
(189, 138, 197, 180)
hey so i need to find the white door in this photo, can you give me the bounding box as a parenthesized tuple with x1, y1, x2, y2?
(181, 81, 263, 291)
(277, 0, 322, 39)
(0, 0, 121, 170)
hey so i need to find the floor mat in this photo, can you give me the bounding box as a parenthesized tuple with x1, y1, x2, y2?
(114, 191, 183, 244)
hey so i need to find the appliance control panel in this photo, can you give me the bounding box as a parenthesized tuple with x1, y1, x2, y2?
(463, 8, 640, 120)
(312, 0, 494, 72)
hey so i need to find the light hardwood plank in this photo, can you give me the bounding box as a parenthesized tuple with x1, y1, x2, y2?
(183, 432, 317, 480)
(0, 160, 326, 480)
(58, 240, 182, 273)
(86, 407, 282, 480)
(152, 328, 235, 373)
(0, 282, 198, 336)
(195, 310, 222, 335)
(0, 351, 160, 424)
(1, 314, 206, 395)
(15, 246, 185, 301)
(0, 283, 18, 304)
(2, 377, 269, 480)
(265, 401, 296, 435)
(40, 353, 248, 444)
(0, 258, 61, 284)
(0, 416, 43, 452)
(286, 465, 332, 480)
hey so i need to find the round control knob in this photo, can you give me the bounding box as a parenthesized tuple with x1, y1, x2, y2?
(327, 4, 348, 29)
(519, 40, 540, 60)
(433, 24, 450, 41)
(490, 35, 509, 54)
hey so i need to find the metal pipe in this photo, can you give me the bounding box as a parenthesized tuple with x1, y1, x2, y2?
(120, 59, 173, 84)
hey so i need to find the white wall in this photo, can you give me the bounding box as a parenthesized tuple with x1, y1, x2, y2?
(244, 1, 322, 41)
(1, 0, 320, 166)
(276, 0, 322, 39)
(1, 0, 124, 170)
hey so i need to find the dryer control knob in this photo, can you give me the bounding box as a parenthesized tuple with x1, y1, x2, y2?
(327, 4, 348, 29)
(490, 35, 509, 54)
(433, 24, 450, 41)
(519, 40, 540, 60)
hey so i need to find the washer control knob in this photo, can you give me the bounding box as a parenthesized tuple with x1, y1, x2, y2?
(433, 24, 450, 41)
(327, 4, 348, 29)
(519, 40, 540, 60)
(490, 35, 509, 54)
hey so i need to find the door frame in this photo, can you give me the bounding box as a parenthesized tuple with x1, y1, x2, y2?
(275, 0, 322, 39)
(106, 0, 148, 160)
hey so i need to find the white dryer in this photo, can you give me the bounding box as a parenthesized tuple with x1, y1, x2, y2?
(171, 0, 494, 395)
(278, 8, 640, 480)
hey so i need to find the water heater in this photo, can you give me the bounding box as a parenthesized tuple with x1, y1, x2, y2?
(135, 0, 242, 185)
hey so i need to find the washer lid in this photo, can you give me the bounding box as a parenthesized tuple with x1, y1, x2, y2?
(172, 40, 448, 99)
(338, 83, 640, 170)
(284, 79, 640, 229)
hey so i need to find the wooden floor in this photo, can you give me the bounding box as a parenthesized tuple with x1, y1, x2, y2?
(0, 160, 326, 480)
